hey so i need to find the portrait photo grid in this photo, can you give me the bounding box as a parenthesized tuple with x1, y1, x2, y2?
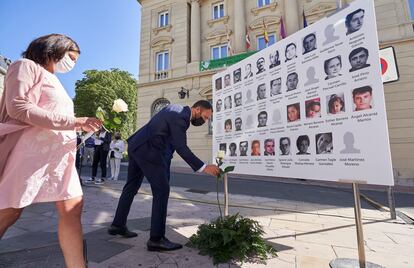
(212, 0, 393, 186)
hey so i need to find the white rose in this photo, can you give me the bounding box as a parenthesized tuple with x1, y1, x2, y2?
(217, 150, 225, 159)
(113, 99, 129, 113)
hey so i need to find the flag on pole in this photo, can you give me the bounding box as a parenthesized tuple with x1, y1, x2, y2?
(280, 16, 286, 39)
(263, 19, 269, 44)
(337, 0, 342, 9)
(226, 30, 234, 56)
(245, 27, 251, 49)
(303, 9, 308, 28)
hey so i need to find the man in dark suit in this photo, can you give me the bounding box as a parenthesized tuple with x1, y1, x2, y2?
(108, 100, 220, 251)
(91, 127, 111, 184)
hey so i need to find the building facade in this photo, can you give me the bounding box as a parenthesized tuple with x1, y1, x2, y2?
(136, 0, 414, 185)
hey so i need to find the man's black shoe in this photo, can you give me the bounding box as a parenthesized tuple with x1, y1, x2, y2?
(107, 225, 137, 238)
(147, 237, 183, 251)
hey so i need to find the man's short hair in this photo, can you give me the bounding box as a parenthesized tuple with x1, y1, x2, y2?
(296, 135, 310, 148)
(345, 9, 365, 27)
(264, 138, 274, 144)
(192, 100, 213, 110)
(229, 143, 236, 149)
(257, 57, 264, 64)
(287, 72, 298, 79)
(349, 47, 369, 61)
(303, 33, 316, 45)
(285, 43, 296, 52)
(352, 86, 372, 97)
(280, 137, 290, 146)
(258, 111, 268, 118)
(235, 117, 242, 122)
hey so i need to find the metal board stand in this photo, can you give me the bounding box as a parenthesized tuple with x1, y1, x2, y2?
(224, 173, 229, 216)
(329, 183, 384, 268)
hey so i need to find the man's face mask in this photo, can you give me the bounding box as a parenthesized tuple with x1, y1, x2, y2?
(55, 52, 76, 73)
(191, 111, 205, 126)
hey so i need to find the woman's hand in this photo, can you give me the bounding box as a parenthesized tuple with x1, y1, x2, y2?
(75, 117, 102, 132)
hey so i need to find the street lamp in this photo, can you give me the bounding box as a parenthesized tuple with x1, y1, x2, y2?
(178, 87, 189, 99)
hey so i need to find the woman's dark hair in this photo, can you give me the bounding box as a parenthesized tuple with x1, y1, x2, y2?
(328, 94, 345, 113)
(22, 34, 80, 67)
(296, 135, 310, 149)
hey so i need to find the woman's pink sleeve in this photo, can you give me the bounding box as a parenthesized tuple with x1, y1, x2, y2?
(5, 60, 76, 130)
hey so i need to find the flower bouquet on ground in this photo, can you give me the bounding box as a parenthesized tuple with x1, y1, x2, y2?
(79, 99, 129, 147)
(188, 151, 277, 265)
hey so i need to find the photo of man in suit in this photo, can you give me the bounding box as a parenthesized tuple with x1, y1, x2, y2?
(349, 47, 370, 72)
(303, 33, 317, 54)
(109, 100, 220, 251)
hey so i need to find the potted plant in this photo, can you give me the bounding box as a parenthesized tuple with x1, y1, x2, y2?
(188, 151, 277, 265)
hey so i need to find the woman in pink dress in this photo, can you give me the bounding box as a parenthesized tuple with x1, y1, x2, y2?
(0, 34, 101, 268)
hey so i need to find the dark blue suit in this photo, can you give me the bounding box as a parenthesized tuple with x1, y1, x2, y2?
(112, 104, 204, 239)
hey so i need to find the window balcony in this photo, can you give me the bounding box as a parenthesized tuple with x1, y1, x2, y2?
(154, 70, 170, 80)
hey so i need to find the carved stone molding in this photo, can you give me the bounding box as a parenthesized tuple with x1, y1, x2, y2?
(250, 1, 278, 16)
(207, 15, 229, 27)
(305, 2, 337, 18)
(204, 29, 232, 44)
(152, 24, 172, 35)
(151, 36, 174, 49)
(154, 4, 171, 14)
(248, 15, 280, 31)
(199, 86, 212, 98)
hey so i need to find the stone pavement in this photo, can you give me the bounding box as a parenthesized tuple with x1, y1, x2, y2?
(1, 180, 413, 268)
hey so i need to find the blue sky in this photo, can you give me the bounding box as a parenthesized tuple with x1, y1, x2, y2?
(0, 0, 141, 98)
(410, 0, 414, 18)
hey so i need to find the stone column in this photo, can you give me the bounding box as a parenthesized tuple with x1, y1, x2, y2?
(191, 0, 201, 62)
(284, 0, 300, 36)
(234, 0, 246, 53)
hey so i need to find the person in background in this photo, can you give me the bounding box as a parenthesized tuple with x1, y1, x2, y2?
(109, 133, 126, 180)
(0, 34, 101, 268)
(108, 101, 220, 251)
(82, 134, 95, 166)
(91, 127, 111, 184)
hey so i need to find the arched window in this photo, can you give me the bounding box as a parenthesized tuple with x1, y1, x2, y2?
(151, 98, 170, 117)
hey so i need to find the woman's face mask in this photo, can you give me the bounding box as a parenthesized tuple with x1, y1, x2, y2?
(55, 52, 76, 73)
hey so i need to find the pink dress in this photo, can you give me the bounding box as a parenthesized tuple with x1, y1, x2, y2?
(0, 59, 82, 209)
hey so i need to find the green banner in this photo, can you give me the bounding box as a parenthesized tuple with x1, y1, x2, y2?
(200, 51, 257, 71)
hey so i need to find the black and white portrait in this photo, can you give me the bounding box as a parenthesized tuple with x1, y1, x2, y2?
(257, 111, 268, 128)
(233, 68, 241, 84)
(269, 50, 281, 68)
(349, 47, 370, 72)
(324, 56, 342, 80)
(256, 57, 266, 74)
(286, 72, 299, 92)
(234, 92, 242, 107)
(345, 9, 365, 35)
(303, 33, 317, 54)
(285, 43, 297, 62)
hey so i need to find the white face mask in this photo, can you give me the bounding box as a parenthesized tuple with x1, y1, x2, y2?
(55, 52, 76, 73)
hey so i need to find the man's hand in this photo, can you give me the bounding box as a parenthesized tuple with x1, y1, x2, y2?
(203, 164, 221, 177)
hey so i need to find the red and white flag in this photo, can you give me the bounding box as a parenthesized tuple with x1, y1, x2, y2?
(245, 27, 251, 49)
